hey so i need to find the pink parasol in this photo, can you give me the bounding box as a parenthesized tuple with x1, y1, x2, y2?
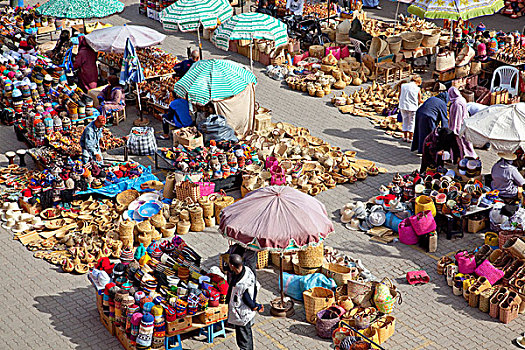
(219, 186, 334, 251)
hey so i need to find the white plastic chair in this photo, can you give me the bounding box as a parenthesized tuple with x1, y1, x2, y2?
(491, 65, 519, 96)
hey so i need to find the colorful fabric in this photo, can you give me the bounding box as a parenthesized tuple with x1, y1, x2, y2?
(160, 0, 233, 32)
(212, 12, 288, 51)
(119, 38, 145, 85)
(408, 0, 503, 20)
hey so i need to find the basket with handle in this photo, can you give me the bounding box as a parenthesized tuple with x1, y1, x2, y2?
(210, 190, 235, 224)
(298, 243, 324, 268)
(373, 315, 396, 344)
(175, 176, 200, 202)
(198, 181, 215, 197)
(322, 262, 356, 287)
(315, 307, 345, 339)
(374, 277, 402, 314)
(498, 230, 524, 249)
(303, 287, 335, 324)
(347, 279, 373, 307)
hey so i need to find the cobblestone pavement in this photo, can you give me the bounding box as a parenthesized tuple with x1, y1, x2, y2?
(0, 1, 522, 349)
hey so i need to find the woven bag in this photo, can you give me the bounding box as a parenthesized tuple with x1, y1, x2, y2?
(347, 279, 373, 307)
(163, 173, 176, 199)
(503, 237, 525, 259)
(211, 190, 234, 224)
(479, 286, 498, 313)
(315, 306, 345, 339)
(499, 230, 524, 248)
(175, 179, 200, 202)
(150, 212, 166, 229)
(322, 263, 357, 287)
(303, 287, 335, 324)
(373, 315, 396, 344)
(198, 196, 215, 218)
(298, 243, 324, 268)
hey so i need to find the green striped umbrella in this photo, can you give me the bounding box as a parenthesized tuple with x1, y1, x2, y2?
(173, 59, 257, 106)
(36, 0, 124, 18)
(159, 0, 233, 32)
(212, 12, 288, 51)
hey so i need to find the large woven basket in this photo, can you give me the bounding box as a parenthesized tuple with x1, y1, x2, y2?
(400, 32, 424, 50)
(211, 191, 235, 224)
(421, 29, 441, 48)
(499, 230, 524, 248)
(479, 286, 498, 313)
(322, 263, 356, 286)
(256, 250, 269, 269)
(386, 36, 402, 54)
(373, 315, 396, 344)
(303, 287, 335, 324)
(271, 252, 295, 271)
(298, 243, 324, 268)
(175, 180, 200, 202)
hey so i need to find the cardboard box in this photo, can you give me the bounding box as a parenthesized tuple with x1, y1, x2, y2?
(99, 310, 115, 336)
(166, 315, 193, 335)
(172, 129, 204, 149)
(195, 304, 228, 325)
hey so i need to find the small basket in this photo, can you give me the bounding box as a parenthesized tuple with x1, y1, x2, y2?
(322, 263, 356, 286)
(256, 250, 269, 269)
(303, 287, 335, 324)
(210, 190, 234, 224)
(421, 29, 441, 48)
(116, 189, 139, 207)
(499, 230, 524, 249)
(479, 286, 498, 313)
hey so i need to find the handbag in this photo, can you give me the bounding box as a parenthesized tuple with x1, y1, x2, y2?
(398, 218, 419, 245)
(175, 177, 200, 202)
(455, 251, 477, 274)
(435, 51, 455, 72)
(408, 210, 436, 236)
(475, 259, 504, 285)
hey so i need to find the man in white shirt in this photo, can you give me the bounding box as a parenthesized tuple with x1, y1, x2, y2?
(286, 0, 305, 15)
(399, 75, 423, 143)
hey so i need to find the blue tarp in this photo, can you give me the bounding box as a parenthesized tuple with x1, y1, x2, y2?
(77, 165, 158, 197)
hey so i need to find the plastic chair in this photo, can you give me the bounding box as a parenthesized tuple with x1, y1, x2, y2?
(490, 65, 519, 96)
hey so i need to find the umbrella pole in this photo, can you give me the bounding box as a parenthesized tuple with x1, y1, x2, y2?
(280, 255, 285, 303)
(249, 35, 253, 72)
(133, 82, 150, 126)
(197, 25, 203, 59)
(395, 1, 400, 24)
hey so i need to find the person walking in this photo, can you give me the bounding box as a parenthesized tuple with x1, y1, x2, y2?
(399, 75, 423, 143)
(226, 254, 263, 350)
(411, 91, 449, 154)
(448, 86, 477, 158)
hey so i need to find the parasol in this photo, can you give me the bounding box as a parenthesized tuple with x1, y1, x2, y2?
(219, 186, 334, 317)
(173, 59, 257, 106)
(85, 25, 166, 53)
(211, 12, 288, 71)
(408, 0, 504, 20)
(36, 0, 125, 19)
(461, 103, 525, 153)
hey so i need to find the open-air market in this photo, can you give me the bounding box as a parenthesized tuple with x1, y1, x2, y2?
(3, 0, 525, 349)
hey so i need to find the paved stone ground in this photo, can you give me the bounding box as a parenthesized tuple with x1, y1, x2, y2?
(0, 1, 523, 349)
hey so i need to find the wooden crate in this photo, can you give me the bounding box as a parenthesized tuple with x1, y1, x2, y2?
(195, 305, 228, 325)
(96, 293, 103, 315)
(433, 69, 455, 82)
(166, 315, 193, 336)
(99, 310, 115, 336)
(115, 327, 131, 350)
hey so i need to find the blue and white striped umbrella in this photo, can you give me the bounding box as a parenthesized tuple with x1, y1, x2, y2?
(120, 38, 145, 85)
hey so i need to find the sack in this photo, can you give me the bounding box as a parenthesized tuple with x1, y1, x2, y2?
(455, 251, 476, 274)
(126, 126, 157, 155)
(409, 211, 436, 236)
(475, 259, 504, 285)
(175, 179, 200, 202)
(398, 218, 418, 245)
(197, 114, 238, 143)
(435, 51, 455, 72)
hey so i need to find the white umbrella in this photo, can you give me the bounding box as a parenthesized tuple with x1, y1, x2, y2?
(461, 103, 525, 153)
(85, 24, 166, 53)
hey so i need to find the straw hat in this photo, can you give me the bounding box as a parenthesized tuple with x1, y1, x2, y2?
(346, 218, 360, 231)
(30, 216, 44, 229)
(341, 209, 354, 224)
(2, 217, 16, 229)
(498, 152, 517, 161)
(2, 209, 21, 222)
(12, 221, 31, 233)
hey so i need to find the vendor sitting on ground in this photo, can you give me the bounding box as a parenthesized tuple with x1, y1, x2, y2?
(420, 127, 461, 173)
(80, 114, 106, 163)
(97, 75, 125, 124)
(173, 50, 200, 77)
(491, 152, 525, 202)
(158, 98, 193, 140)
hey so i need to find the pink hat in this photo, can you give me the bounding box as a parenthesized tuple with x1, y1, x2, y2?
(477, 43, 486, 57)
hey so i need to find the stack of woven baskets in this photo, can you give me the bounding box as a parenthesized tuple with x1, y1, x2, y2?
(118, 219, 135, 248)
(297, 243, 325, 275)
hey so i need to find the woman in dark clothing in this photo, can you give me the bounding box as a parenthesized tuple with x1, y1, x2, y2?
(257, 0, 274, 16)
(411, 92, 449, 154)
(48, 30, 72, 66)
(420, 127, 462, 173)
(73, 36, 98, 92)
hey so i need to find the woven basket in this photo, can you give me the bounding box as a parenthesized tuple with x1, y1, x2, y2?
(315, 308, 342, 339)
(455, 63, 471, 79)
(421, 29, 441, 48)
(179, 209, 190, 222)
(150, 212, 167, 229)
(177, 220, 191, 235)
(271, 252, 295, 271)
(298, 243, 324, 268)
(189, 205, 204, 222)
(337, 295, 354, 312)
(373, 315, 396, 344)
(335, 284, 348, 301)
(190, 219, 205, 232)
(479, 286, 498, 313)
(175, 180, 200, 202)
(348, 279, 373, 307)
(303, 287, 335, 324)
(198, 196, 214, 218)
(204, 216, 216, 227)
(499, 230, 524, 249)
(386, 36, 402, 54)
(137, 231, 152, 248)
(116, 189, 139, 207)
(161, 223, 176, 238)
(322, 263, 356, 286)
(119, 220, 135, 237)
(374, 277, 401, 314)
(309, 45, 324, 58)
(400, 32, 423, 50)
(299, 266, 321, 275)
(256, 250, 269, 269)
(137, 220, 153, 233)
(211, 191, 234, 224)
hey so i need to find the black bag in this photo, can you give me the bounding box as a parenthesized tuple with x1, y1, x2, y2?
(197, 114, 238, 144)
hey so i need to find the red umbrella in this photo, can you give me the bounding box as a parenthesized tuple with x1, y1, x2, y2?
(219, 186, 335, 316)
